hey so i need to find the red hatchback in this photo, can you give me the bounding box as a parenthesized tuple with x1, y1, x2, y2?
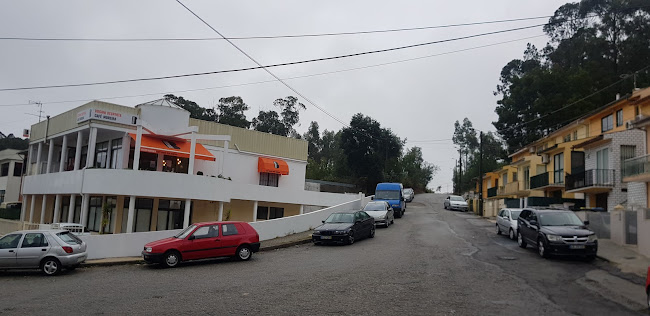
(142, 221, 260, 268)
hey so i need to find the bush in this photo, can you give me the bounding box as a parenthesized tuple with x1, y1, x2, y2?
(0, 208, 21, 220)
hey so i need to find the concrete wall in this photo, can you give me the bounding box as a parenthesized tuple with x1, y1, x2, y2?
(610, 210, 626, 245)
(638, 209, 650, 257)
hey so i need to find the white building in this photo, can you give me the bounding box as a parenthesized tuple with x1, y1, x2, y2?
(21, 99, 357, 234)
(0, 149, 25, 204)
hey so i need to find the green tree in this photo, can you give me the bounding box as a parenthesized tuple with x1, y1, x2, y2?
(303, 121, 322, 162)
(0, 134, 28, 151)
(252, 96, 306, 137)
(216, 96, 250, 129)
(251, 110, 285, 135)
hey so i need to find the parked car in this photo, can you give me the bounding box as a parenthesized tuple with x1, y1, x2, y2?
(646, 266, 649, 310)
(0, 230, 87, 276)
(50, 223, 91, 236)
(443, 195, 468, 211)
(312, 211, 375, 245)
(374, 183, 406, 218)
(142, 221, 260, 268)
(363, 201, 395, 227)
(496, 208, 523, 240)
(517, 208, 597, 260)
(403, 188, 414, 202)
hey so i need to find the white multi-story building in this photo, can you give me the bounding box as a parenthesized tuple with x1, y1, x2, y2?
(0, 149, 25, 204)
(21, 99, 357, 234)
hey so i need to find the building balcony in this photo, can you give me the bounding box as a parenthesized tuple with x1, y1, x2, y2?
(622, 154, 650, 183)
(565, 169, 615, 193)
(530, 171, 564, 190)
(487, 187, 497, 198)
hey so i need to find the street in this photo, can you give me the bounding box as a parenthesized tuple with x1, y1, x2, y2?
(0, 193, 645, 315)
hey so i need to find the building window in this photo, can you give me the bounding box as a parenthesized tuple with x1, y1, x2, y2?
(95, 141, 109, 168)
(259, 172, 279, 187)
(110, 138, 123, 169)
(553, 153, 564, 184)
(564, 134, 571, 142)
(0, 163, 8, 177)
(601, 115, 613, 132)
(121, 198, 153, 232)
(157, 199, 184, 231)
(0, 190, 5, 203)
(573, 131, 578, 141)
(87, 197, 104, 232)
(512, 172, 518, 182)
(256, 206, 284, 220)
(79, 146, 88, 169)
(523, 167, 530, 190)
(616, 110, 623, 127)
(13, 162, 23, 177)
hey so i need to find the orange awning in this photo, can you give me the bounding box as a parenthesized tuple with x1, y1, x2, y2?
(258, 157, 289, 175)
(129, 134, 215, 161)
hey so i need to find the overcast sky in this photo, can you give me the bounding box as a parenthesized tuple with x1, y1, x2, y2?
(0, 0, 571, 191)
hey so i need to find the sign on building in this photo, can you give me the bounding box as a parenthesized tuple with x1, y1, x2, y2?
(77, 109, 138, 125)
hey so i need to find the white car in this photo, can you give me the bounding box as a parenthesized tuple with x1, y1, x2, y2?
(496, 208, 523, 240)
(443, 195, 468, 211)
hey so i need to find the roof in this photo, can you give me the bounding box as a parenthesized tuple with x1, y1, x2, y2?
(376, 183, 403, 189)
(136, 98, 186, 110)
(0, 149, 24, 162)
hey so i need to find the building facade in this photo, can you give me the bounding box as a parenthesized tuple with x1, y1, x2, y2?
(0, 149, 25, 204)
(20, 99, 357, 234)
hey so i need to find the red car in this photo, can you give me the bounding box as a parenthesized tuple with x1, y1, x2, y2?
(142, 221, 260, 268)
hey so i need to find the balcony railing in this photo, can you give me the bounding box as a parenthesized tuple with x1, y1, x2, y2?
(504, 181, 520, 194)
(566, 169, 615, 190)
(622, 154, 650, 179)
(530, 172, 549, 189)
(487, 187, 497, 198)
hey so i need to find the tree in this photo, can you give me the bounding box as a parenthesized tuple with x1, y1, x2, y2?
(164, 94, 217, 121)
(216, 96, 250, 128)
(400, 147, 438, 192)
(493, 1, 650, 152)
(252, 96, 306, 137)
(0, 134, 28, 151)
(304, 121, 322, 162)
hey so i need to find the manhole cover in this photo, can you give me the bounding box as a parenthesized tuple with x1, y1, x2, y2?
(498, 256, 517, 260)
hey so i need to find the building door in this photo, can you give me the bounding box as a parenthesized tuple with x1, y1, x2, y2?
(596, 148, 609, 183)
(553, 153, 564, 184)
(570, 151, 585, 174)
(595, 193, 608, 211)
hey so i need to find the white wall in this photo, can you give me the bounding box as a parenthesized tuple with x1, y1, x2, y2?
(223, 149, 307, 191)
(138, 104, 190, 132)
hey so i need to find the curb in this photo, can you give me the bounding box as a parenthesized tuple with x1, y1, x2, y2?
(260, 238, 312, 252)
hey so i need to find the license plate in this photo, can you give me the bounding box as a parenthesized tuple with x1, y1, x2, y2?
(569, 245, 585, 249)
(321, 236, 332, 240)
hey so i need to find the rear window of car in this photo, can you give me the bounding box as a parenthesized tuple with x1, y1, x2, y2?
(57, 231, 83, 245)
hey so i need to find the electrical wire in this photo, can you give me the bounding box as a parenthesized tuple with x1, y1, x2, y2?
(0, 23, 546, 92)
(0, 15, 552, 42)
(0, 34, 545, 107)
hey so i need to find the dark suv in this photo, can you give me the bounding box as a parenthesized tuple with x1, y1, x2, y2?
(517, 208, 597, 260)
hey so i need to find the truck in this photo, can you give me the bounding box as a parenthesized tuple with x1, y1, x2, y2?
(373, 183, 406, 218)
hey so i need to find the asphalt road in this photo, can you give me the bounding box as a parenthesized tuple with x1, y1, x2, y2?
(0, 194, 646, 315)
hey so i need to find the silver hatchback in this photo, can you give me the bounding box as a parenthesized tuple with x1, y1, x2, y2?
(0, 230, 88, 275)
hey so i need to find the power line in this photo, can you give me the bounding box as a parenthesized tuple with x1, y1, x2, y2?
(0, 34, 545, 107)
(0, 15, 553, 42)
(0, 23, 546, 92)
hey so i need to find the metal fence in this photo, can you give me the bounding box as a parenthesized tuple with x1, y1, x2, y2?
(625, 210, 637, 245)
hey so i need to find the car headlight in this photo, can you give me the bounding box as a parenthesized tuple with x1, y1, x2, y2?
(312, 230, 321, 235)
(379, 215, 386, 220)
(546, 235, 563, 242)
(335, 230, 348, 235)
(588, 234, 597, 242)
(145, 247, 152, 253)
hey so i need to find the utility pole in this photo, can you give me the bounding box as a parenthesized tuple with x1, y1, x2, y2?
(458, 148, 463, 196)
(478, 132, 483, 216)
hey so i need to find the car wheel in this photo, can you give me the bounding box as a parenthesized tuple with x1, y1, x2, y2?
(162, 250, 181, 268)
(385, 220, 390, 228)
(538, 239, 549, 258)
(236, 245, 253, 261)
(509, 229, 515, 240)
(347, 231, 355, 245)
(444, 204, 447, 210)
(391, 218, 395, 225)
(517, 232, 527, 248)
(41, 258, 61, 276)
(496, 224, 502, 235)
(369, 226, 375, 238)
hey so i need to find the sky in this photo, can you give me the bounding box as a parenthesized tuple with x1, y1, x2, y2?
(0, 0, 572, 192)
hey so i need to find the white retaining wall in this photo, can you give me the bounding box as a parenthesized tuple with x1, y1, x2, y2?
(79, 194, 371, 259)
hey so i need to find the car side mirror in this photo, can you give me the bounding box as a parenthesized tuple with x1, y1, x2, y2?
(322, 220, 325, 223)
(188, 235, 195, 240)
(583, 220, 590, 225)
(371, 196, 374, 200)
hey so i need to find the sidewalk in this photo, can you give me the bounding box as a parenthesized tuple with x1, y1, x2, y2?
(82, 230, 314, 267)
(597, 239, 650, 278)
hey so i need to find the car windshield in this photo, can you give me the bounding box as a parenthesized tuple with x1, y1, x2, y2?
(451, 197, 465, 202)
(325, 213, 354, 223)
(363, 203, 386, 211)
(56, 231, 83, 245)
(511, 211, 522, 220)
(174, 224, 196, 239)
(539, 212, 584, 226)
(375, 190, 400, 200)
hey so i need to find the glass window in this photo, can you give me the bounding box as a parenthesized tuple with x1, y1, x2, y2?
(0, 163, 8, 177)
(110, 138, 123, 169)
(122, 198, 153, 232)
(56, 232, 82, 245)
(511, 211, 522, 220)
(257, 206, 269, 220)
(0, 234, 22, 249)
(13, 162, 23, 177)
(87, 197, 103, 232)
(616, 110, 623, 127)
(601, 115, 613, 132)
(191, 226, 212, 239)
(269, 207, 284, 219)
(539, 212, 583, 226)
(174, 224, 196, 239)
(572, 131, 578, 141)
(0, 190, 5, 203)
(79, 146, 88, 169)
(95, 141, 109, 168)
(553, 153, 564, 184)
(157, 200, 184, 231)
(21, 233, 48, 248)
(259, 172, 279, 187)
(498, 210, 504, 217)
(363, 202, 387, 211)
(375, 190, 400, 200)
(222, 224, 239, 236)
(325, 213, 354, 223)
